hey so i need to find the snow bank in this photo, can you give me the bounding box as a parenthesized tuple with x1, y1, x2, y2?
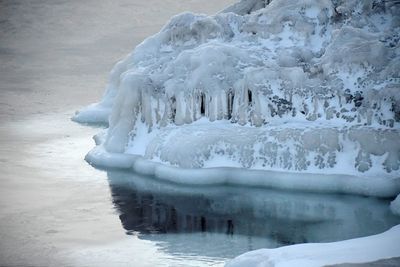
(225, 224, 400, 267)
(77, 0, 400, 196)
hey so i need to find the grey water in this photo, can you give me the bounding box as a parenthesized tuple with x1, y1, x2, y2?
(107, 170, 400, 260)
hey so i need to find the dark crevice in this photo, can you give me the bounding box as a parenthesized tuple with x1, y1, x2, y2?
(200, 93, 206, 116)
(170, 96, 176, 122)
(247, 89, 252, 105)
(227, 90, 234, 119)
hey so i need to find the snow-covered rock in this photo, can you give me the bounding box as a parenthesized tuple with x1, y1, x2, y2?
(75, 0, 400, 196)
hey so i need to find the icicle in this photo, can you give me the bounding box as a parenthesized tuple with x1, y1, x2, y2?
(220, 90, 228, 120)
(193, 91, 201, 120)
(205, 94, 211, 119)
(313, 96, 319, 115)
(105, 73, 141, 153)
(142, 90, 153, 129)
(208, 93, 217, 122)
(251, 90, 264, 126)
(155, 97, 161, 124)
(175, 92, 185, 125)
(216, 91, 224, 120)
(159, 97, 170, 127)
(184, 94, 193, 124)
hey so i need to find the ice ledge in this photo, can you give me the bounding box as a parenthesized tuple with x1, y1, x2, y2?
(225, 224, 400, 267)
(72, 102, 112, 125)
(85, 145, 400, 198)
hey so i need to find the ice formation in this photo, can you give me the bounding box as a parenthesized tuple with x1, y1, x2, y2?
(75, 0, 400, 196)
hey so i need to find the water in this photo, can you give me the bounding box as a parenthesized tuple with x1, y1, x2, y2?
(106, 170, 400, 261)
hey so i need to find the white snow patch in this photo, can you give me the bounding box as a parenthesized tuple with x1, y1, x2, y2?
(225, 224, 400, 267)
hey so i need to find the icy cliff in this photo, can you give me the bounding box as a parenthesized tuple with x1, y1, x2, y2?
(75, 0, 400, 195)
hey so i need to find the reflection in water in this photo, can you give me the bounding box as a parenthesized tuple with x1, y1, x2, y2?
(107, 170, 400, 258)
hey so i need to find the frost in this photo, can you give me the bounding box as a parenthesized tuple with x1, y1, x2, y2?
(76, 0, 400, 194)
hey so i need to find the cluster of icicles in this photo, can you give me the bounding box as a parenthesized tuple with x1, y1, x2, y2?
(111, 78, 398, 131)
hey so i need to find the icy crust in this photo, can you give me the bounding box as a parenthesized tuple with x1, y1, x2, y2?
(77, 0, 400, 185)
(225, 224, 400, 267)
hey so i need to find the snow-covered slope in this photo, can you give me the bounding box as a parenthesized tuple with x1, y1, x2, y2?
(75, 0, 400, 196)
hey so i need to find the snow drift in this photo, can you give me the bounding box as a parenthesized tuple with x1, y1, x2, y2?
(74, 0, 400, 196)
(225, 224, 400, 267)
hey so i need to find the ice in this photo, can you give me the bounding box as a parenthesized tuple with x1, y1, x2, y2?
(72, 56, 130, 125)
(76, 0, 400, 197)
(391, 194, 400, 216)
(225, 224, 400, 267)
(86, 147, 400, 198)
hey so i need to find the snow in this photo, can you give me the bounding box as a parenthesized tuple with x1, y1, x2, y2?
(225, 224, 400, 267)
(76, 0, 400, 196)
